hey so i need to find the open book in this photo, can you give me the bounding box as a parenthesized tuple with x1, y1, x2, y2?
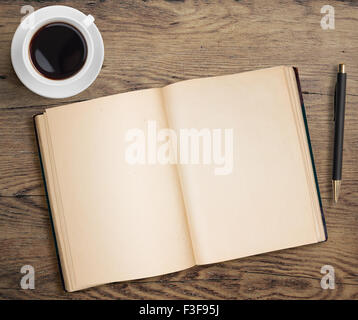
(34, 66, 327, 292)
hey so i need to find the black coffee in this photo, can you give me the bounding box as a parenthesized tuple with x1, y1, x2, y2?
(29, 22, 87, 80)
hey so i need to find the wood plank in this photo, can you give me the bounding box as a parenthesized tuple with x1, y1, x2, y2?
(1, 0, 358, 109)
(1, 270, 357, 300)
(0, 195, 357, 297)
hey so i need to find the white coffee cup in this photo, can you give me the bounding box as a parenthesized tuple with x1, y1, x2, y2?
(11, 5, 104, 99)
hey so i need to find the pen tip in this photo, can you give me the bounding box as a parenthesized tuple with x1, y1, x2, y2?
(333, 180, 341, 203)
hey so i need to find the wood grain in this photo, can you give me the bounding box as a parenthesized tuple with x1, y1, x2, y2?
(0, 0, 358, 299)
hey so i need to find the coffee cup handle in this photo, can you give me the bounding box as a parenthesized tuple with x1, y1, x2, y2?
(83, 14, 95, 28)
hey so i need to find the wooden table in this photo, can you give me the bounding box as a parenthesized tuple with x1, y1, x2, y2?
(0, 0, 357, 300)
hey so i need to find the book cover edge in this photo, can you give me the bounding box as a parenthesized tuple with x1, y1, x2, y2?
(33, 113, 68, 292)
(292, 67, 328, 242)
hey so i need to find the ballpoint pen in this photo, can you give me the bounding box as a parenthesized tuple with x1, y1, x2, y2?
(332, 63, 347, 203)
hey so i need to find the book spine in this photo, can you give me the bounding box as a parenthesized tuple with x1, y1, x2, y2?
(293, 68, 328, 241)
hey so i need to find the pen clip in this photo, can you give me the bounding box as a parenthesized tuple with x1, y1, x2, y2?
(333, 82, 337, 121)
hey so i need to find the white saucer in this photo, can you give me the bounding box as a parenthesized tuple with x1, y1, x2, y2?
(11, 6, 104, 99)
